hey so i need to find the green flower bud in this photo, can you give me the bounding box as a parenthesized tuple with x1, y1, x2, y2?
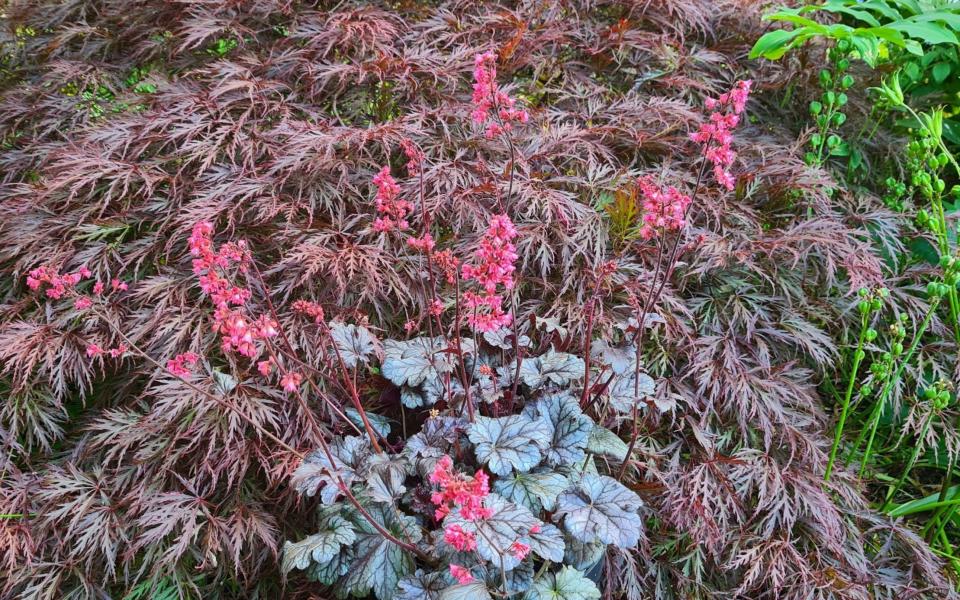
(892, 342, 903, 356)
(865, 328, 878, 342)
(860, 384, 873, 396)
(810, 101, 823, 115)
(925, 387, 938, 400)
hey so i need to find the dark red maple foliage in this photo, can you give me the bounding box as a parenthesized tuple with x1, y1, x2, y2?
(0, 0, 953, 599)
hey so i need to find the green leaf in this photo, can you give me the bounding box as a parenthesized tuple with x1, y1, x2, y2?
(555, 474, 644, 548)
(528, 566, 601, 600)
(888, 486, 960, 517)
(469, 414, 552, 475)
(888, 20, 959, 45)
(587, 426, 629, 461)
(932, 61, 953, 83)
(749, 28, 804, 60)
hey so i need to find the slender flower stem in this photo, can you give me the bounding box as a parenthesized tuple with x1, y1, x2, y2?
(882, 406, 938, 512)
(824, 311, 869, 481)
(248, 258, 381, 452)
(848, 298, 939, 475)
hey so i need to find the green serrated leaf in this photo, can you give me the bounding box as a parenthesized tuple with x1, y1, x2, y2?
(528, 566, 601, 600)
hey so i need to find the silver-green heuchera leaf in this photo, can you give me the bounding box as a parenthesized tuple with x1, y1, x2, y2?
(468, 414, 551, 475)
(519, 349, 584, 389)
(342, 502, 422, 600)
(329, 321, 380, 368)
(282, 513, 356, 574)
(555, 474, 643, 548)
(527, 566, 601, 600)
(398, 569, 452, 600)
(525, 522, 565, 562)
(522, 393, 594, 467)
(382, 337, 458, 388)
(346, 407, 392, 437)
(291, 436, 370, 504)
(493, 470, 568, 512)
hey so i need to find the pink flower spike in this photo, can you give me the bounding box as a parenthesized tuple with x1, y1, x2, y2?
(508, 541, 530, 560)
(93, 281, 105, 295)
(86, 344, 103, 358)
(449, 565, 474, 585)
(108, 344, 128, 358)
(280, 371, 302, 393)
(257, 359, 274, 377)
(371, 166, 413, 233)
(111, 278, 128, 292)
(690, 80, 751, 190)
(167, 352, 200, 379)
(74, 296, 92, 310)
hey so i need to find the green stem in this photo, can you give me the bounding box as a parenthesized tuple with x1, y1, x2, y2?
(881, 407, 937, 511)
(825, 312, 869, 481)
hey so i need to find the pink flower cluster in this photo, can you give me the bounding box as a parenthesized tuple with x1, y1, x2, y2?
(166, 352, 199, 379)
(189, 222, 277, 359)
(636, 176, 692, 240)
(471, 51, 528, 139)
(429, 455, 493, 522)
(372, 166, 413, 232)
(86, 343, 127, 359)
(26, 265, 96, 300)
(407, 233, 436, 253)
(461, 214, 518, 333)
(443, 524, 477, 552)
(292, 300, 325, 324)
(689, 80, 752, 190)
(449, 564, 474, 584)
(400, 139, 424, 176)
(280, 371, 302, 393)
